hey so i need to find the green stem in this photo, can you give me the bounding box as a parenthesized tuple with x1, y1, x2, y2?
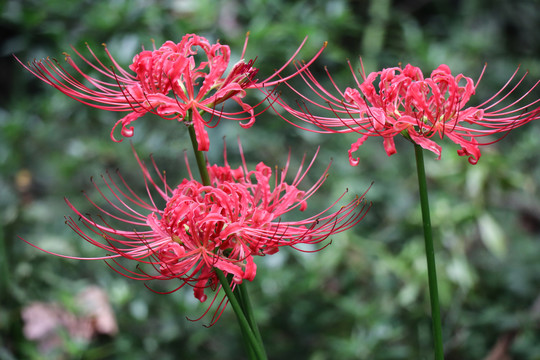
(187, 123, 211, 186)
(236, 282, 264, 346)
(185, 114, 266, 359)
(231, 280, 258, 358)
(215, 271, 267, 360)
(413, 143, 444, 360)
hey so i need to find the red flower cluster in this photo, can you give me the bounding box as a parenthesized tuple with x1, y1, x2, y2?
(18, 34, 371, 325)
(25, 143, 368, 317)
(276, 61, 540, 165)
(18, 34, 325, 151)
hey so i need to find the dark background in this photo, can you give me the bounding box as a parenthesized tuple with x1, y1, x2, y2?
(1, 0, 540, 359)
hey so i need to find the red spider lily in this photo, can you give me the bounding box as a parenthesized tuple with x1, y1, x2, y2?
(23, 141, 369, 323)
(16, 34, 325, 151)
(274, 60, 540, 165)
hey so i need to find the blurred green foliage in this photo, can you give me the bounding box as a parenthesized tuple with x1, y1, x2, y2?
(2, 0, 540, 359)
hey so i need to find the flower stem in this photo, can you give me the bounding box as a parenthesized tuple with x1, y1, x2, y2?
(185, 114, 267, 359)
(187, 123, 211, 187)
(413, 143, 444, 360)
(215, 271, 267, 360)
(236, 282, 264, 346)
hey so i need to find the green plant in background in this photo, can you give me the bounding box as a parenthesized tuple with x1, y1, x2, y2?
(3, 0, 540, 359)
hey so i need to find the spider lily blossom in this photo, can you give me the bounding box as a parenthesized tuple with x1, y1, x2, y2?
(22, 142, 369, 322)
(275, 61, 540, 165)
(16, 34, 326, 151)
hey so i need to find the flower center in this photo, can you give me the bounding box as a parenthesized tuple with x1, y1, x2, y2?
(159, 176, 274, 253)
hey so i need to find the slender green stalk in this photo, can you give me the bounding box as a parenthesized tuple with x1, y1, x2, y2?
(230, 280, 259, 358)
(185, 113, 267, 359)
(413, 143, 444, 360)
(236, 282, 264, 346)
(187, 123, 211, 186)
(215, 271, 267, 360)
